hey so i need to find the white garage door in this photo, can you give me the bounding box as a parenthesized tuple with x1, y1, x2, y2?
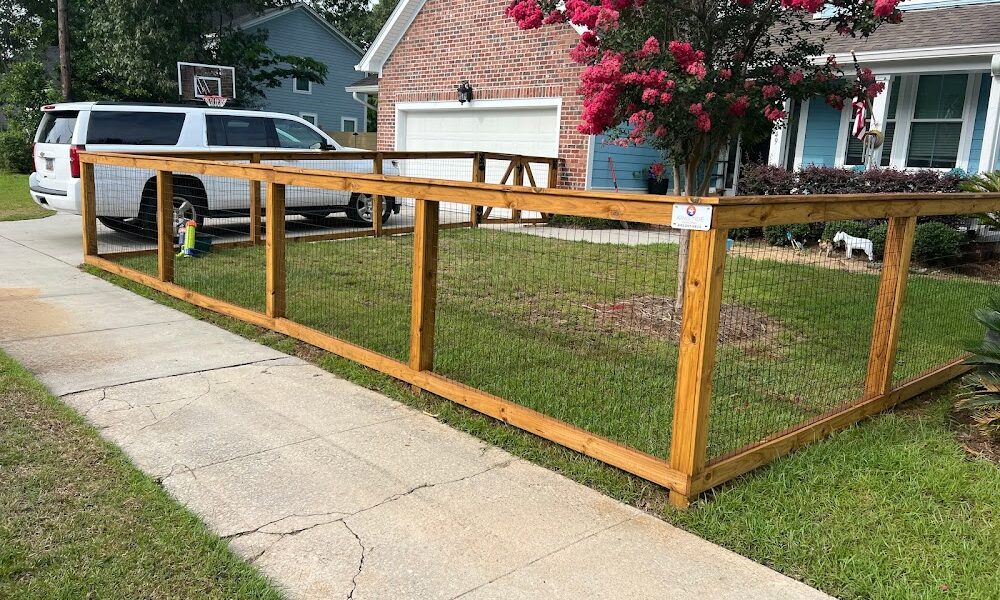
(398, 102, 560, 186)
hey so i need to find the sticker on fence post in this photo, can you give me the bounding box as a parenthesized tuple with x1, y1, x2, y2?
(671, 203, 713, 231)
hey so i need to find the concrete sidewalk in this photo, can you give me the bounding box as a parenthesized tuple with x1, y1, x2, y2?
(0, 214, 830, 600)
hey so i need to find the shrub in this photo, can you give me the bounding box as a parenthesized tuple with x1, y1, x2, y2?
(763, 223, 811, 246)
(822, 220, 870, 241)
(739, 163, 965, 196)
(958, 297, 1000, 436)
(729, 227, 761, 240)
(867, 222, 888, 260)
(912, 222, 964, 265)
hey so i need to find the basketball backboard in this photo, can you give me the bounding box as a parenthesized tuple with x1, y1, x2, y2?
(177, 62, 236, 103)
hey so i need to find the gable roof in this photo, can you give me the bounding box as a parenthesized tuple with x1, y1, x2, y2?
(234, 3, 364, 57)
(355, 0, 426, 74)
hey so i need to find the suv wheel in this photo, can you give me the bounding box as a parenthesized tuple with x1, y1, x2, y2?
(137, 192, 204, 238)
(345, 193, 391, 225)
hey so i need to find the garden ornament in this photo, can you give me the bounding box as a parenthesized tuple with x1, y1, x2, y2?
(833, 231, 874, 262)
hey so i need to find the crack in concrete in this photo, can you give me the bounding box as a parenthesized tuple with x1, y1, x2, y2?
(156, 435, 322, 482)
(448, 517, 632, 600)
(2, 317, 188, 343)
(343, 521, 367, 600)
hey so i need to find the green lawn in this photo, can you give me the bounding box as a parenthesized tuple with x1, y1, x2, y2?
(117, 228, 995, 459)
(0, 351, 282, 599)
(0, 173, 53, 221)
(89, 260, 1000, 600)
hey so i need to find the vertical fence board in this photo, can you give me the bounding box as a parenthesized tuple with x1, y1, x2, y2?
(250, 153, 262, 244)
(511, 157, 524, 223)
(410, 199, 440, 372)
(156, 170, 174, 282)
(80, 162, 97, 257)
(266, 182, 286, 318)
(669, 227, 730, 507)
(864, 215, 917, 398)
(469, 153, 484, 227)
(373, 152, 384, 237)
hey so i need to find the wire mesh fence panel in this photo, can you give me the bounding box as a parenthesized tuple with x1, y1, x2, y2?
(893, 214, 1000, 386)
(707, 222, 885, 460)
(433, 219, 681, 460)
(93, 164, 158, 274)
(283, 188, 414, 363)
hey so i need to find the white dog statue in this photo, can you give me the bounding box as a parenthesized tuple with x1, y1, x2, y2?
(832, 231, 874, 262)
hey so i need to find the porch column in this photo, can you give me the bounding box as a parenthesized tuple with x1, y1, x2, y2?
(978, 54, 1000, 173)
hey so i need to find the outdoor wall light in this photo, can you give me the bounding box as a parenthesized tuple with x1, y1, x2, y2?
(457, 80, 474, 104)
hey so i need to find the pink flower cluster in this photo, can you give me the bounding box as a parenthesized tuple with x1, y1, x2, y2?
(689, 103, 712, 132)
(669, 41, 707, 80)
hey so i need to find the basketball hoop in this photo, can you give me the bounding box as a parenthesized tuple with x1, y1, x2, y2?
(202, 95, 228, 108)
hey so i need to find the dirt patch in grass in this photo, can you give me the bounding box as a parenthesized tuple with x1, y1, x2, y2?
(949, 405, 1000, 465)
(586, 295, 783, 345)
(729, 242, 881, 274)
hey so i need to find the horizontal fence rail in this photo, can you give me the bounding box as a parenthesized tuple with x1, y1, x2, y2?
(79, 150, 1000, 507)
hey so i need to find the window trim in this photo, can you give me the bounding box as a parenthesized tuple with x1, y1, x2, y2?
(293, 77, 312, 94)
(341, 117, 358, 133)
(834, 72, 980, 171)
(299, 112, 319, 126)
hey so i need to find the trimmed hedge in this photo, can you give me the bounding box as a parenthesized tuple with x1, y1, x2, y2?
(912, 222, 964, 264)
(738, 164, 965, 196)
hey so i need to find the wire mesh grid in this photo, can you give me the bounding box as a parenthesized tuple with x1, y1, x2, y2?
(433, 209, 681, 460)
(707, 222, 885, 459)
(893, 214, 1000, 386)
(93, 164, 157, 272)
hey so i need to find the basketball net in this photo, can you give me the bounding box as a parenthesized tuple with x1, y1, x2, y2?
(196, 77, 228, 107)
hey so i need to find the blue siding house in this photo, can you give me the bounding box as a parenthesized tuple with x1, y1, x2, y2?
(236, 4, 368, 132)
(770, 1, 1000, 175)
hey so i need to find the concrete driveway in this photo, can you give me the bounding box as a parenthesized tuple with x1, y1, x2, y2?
(0, 213, 827, 600)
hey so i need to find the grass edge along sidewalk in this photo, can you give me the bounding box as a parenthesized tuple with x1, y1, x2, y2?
(0, 173, 53, 222)
(88, 265, 1000, 600)
(0, 350, 282, 599)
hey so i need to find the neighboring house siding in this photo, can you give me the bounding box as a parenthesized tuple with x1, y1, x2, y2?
(590, 136, 662, 191)
(968, 73, 992, 173)
(249, 9, 365, 132)
(377, 0, 589, 189)
(800, 100, 842, 167)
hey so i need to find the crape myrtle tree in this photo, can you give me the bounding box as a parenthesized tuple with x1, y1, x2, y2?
(506, 0, 902, 310)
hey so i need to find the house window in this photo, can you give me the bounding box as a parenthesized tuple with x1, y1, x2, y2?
(299, 113, 318, 126)
(342, 118, 357, 133)
(293, 78, 312, 94)
(905, 74, 967, 168)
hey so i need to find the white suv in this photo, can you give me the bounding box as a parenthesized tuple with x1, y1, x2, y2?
(30, 102, 399, 233)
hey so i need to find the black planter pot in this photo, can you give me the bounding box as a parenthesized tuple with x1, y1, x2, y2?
(647, 178, 671, 195)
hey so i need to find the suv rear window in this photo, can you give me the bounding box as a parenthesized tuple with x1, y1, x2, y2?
(86, 111, 186, 145)
(206, 115, 274, 147)
(36, 111, 79, 144)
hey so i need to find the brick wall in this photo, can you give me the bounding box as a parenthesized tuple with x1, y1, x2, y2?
(377, 0, 589, 189)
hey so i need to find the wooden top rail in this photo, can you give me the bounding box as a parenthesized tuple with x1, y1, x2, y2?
(118, 149, 559, 165)
(79, 151, 1000, 227)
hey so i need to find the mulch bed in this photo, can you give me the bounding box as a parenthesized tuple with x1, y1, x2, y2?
(950, 405, 1000, 465)
(586, 295, 783, 345)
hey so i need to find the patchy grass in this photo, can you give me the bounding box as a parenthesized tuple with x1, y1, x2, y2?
(0, 350, 282, 599)
(0, 173, 53, 221)
(88, 262, 1000, 600)
(111, 228, 994, 458)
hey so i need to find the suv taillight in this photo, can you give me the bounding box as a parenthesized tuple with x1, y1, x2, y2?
(69, 145, 83, 178)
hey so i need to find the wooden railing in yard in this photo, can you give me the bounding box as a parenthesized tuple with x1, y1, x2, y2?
(79, 149, 1000, 507)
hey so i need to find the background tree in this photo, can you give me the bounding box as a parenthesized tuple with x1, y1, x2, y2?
(506, 0, 902, 309)
(311, 0, 401, 50)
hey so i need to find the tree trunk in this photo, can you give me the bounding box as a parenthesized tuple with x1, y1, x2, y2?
(57, 0, 72, 101)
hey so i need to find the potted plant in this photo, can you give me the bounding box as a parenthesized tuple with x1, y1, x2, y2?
(647, 162, 670, 195)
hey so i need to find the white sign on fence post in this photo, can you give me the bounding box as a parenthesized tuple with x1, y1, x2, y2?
(671, 203, 713, 231)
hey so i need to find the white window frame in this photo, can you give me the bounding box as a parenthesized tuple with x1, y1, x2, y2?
(299, 112, 318, 125)
(835, 72, 980, 171)
(293, 77, 312, 95)
(193, 75, 222, 98)
(341, 117, 358, 133)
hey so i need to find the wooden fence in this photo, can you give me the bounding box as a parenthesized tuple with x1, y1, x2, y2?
(78, 149, 1000, 507)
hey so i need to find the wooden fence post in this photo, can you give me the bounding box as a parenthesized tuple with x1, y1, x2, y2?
(250, 153, 262, 244)
(864, 215, 917, 398)
(373, 152, 384, 237)
(266, 182, 286, 319)
(80, 161, 97, 257)
(409, 198, 440, 373)
(156, 170, 174, 282)
(469, 153, 484, 228)
(669, 227, 729, 508)
(511, 157, 524, 223)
